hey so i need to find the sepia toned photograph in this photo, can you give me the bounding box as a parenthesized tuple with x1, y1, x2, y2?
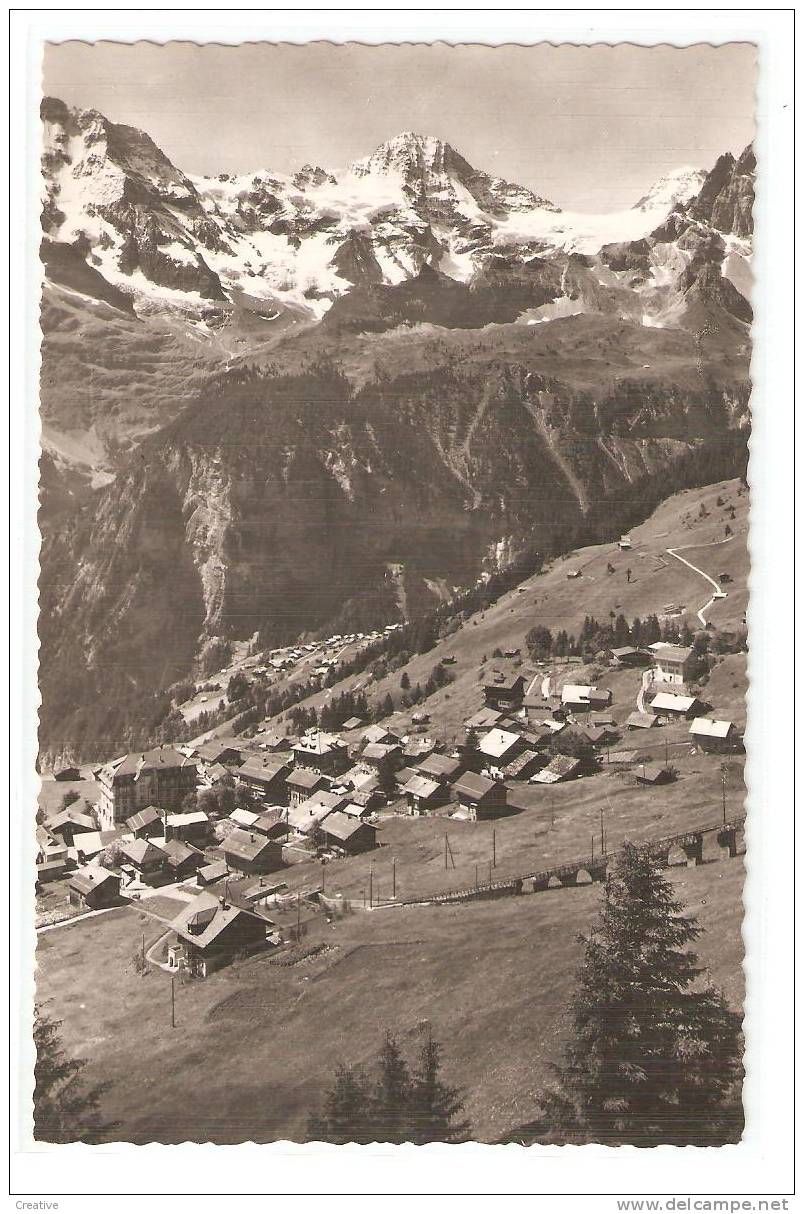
(31, 35, 760, 1154)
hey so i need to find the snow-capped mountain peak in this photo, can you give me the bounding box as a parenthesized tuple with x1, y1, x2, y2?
(40, 100, 751, 335)
(350, 131, 456, 178)
(633, 166, 708, 214)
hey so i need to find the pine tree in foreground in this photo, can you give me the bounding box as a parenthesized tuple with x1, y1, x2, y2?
(307, 1063, 375, 1145)
(33, 1003, 110, 1143)
(407, 1032, 470, 1144)
(309, 1029, 469, 1144)
(529, 842, 743, 1146)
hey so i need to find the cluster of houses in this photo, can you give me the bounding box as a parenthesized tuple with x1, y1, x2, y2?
(613, 644, 741, 751)
(36, 626, 743, 973)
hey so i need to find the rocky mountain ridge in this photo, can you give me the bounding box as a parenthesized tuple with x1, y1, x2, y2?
(38, 101, 755, 761)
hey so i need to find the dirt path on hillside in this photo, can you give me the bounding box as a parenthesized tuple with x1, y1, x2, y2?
(666, 537, 733, 625)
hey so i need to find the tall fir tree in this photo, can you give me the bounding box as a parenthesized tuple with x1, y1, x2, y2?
(407, 1033, 469, 1144)
(531, 843, 743, 1146)
(33, 1004, 110, 1143)
(307, 1063, 374, 1144)
(309, 1030, 471, 1144)
(371, 1031, 411, 1143)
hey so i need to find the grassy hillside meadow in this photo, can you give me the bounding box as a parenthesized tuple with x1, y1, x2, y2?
(36, 852, 744, 1145)
(36, 477, 748, 1143)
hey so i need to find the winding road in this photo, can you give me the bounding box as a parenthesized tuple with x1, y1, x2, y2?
(665, 538, 732, 626)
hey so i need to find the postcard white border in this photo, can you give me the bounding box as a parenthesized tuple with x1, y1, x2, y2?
(9, 6, 795, 1205)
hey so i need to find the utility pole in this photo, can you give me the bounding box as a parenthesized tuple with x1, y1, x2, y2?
(492, 828, 497, 868)
(600, 807, 605, 855)
(444, 834, 448, 870)
(171, 975, 176, 1029)
(392, 857, 396, 899)
(721, 765, 727, 826)
(321, 860, 326, 895)
(296, 892, 301, 940)
(369, 867, 374, 908)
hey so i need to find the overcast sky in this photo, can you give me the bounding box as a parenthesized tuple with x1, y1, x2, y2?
(42, 40, 756, 211)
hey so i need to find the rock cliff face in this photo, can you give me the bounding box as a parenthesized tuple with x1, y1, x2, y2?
(37, 103, 755, 761)
(39, 320, 751, 760)
(687, 146, 756, 238)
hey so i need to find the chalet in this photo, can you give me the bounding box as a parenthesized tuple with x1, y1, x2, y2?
(410, 711, 430, 726)
(689, 718, 740, 753)
(286, 768, 329, 809)
(126, 806, 164, 839)
(502, 749, 543, 782)
(164, 810, 210, 843)
(561, 684, 590, 710)
(251, 729, 288, 753)
(534, 718, 567, 740)
(45, 805, 97, 848)
(581, 725, 620, 747)
(236, 760, 290, 803)
(287, 790, 346, 835)
(483, 675, 526, 713)
(221, 829, 283, 876)
(119, 839, 168, 883)
(465, 707, 504, 731)
(36, 858, 68, 885)
(291, 732, 349, 776)
(361, 742, 404, 773)
(202, 762, 231, 788)
(161, 838, 204, 880)
(452, 772, 507, 821)
(522, 696, 552, 725)
(477, 728, 524, 771)
(530, 754, 583, 784)
(97, 746, 198, 831)
(561, 685, 612, 713)
(68, 867, 121, 910)
(74, 829, 124, 863)
(341, 716, 365, 732)
(168, 891, 270, 977)
(609, 646, 651, 667)
(228, 807, 260, 829)
(197, 860, 229, 887)
(402, 737, 437, 764)
(321, 811, 378, 854)
(36, 829, 68, 867)
(650, 645, 696, 686)
(54, 766, 80, 782)
(195, 742, 242, 768)
(635, 765, 674, 786)
(227, 874, 286, 909)
(626, 711, 659, 730)
(417, 752, 463, 784)
(618, 535, 632, 550)
(650, 691, 702, 721)
(362, 724, 399, 747)
(335, 766, 382, 803)
(402, 774, 448, 815)
(341, 801, 375, 820)
(251, 810, 291, 839)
